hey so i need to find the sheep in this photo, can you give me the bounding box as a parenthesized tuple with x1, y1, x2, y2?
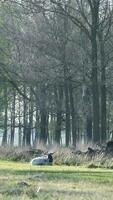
(30, 153, 53, 165)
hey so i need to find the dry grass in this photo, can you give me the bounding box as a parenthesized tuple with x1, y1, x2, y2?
(1, 145, 113, 169)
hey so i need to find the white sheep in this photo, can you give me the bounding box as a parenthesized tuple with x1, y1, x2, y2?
(30, 153, 53, 165)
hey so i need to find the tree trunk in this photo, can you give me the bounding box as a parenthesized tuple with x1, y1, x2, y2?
(62, 2, 70, 147)
(91, 4, 100, 143)
(91, 41, 100, 143)
(10, 89, 16, 146)
(54, 84, 63, 144)
(86, 115, 92, 141)
(34, 87, 40, 145)
(40, 87, 47, 143)
(99, 34, 106, 143)
(26, 88, 34, 146)
(69, 80, 76, 147)
(22, 86, 28, 146)
(85, 88, 92, 142)
(40, 110, 47, 143)
(18, 95, 22, 147)
(64, 77, 70, 146)
(2, 87, 8, 146)
(35, 107, 39, 144)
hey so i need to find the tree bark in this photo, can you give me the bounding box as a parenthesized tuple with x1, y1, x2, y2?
(99, 33, 106, 143)
(40, 110, 47, 143)
(54, 84, 63, 144)
(18, 95, 22, 147)
(26, 88, 34, 146)
(10, 89, 16, 146)
(63, 3, 70, 146)
(2, 87, 8, 146)
(34, 87, 40, 145)
(64, 76, 70, 146)
(91, 2, 100, 143)
(69, 80, 76, 147)
(22, 85, 28, 146)
(40, 87, 47, 143)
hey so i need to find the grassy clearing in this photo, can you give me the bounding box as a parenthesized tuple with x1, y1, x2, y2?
(0, 160, 113, 200)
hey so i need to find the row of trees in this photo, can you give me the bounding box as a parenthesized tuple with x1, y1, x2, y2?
(0, 0, 113, 147)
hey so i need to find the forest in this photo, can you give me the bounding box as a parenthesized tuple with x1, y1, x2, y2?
(0, 0, 113, 148)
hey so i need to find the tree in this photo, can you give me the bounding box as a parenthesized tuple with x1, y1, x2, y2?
(2, 86, 8, 146)
(10, 88, 16, 146)
(1, 0, 113, 147)
(54, 83, 63, 144)
(98, 1, 113, 142)
(49, 0, 107, 143)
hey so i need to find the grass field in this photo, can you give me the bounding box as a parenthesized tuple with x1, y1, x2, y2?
(0, 160, 113, 200)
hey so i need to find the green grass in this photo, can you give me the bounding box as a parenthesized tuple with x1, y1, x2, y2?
(0, 160, 113, 200)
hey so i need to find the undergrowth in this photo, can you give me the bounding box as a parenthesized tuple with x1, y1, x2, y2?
(0, 146, 113, 169)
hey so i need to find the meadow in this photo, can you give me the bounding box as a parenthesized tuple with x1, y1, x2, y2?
(0, 160, 113, 200)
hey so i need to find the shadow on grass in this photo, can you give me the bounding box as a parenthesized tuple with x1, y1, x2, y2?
(1, 167, 113, 175)
(1, 168, 113, 185)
